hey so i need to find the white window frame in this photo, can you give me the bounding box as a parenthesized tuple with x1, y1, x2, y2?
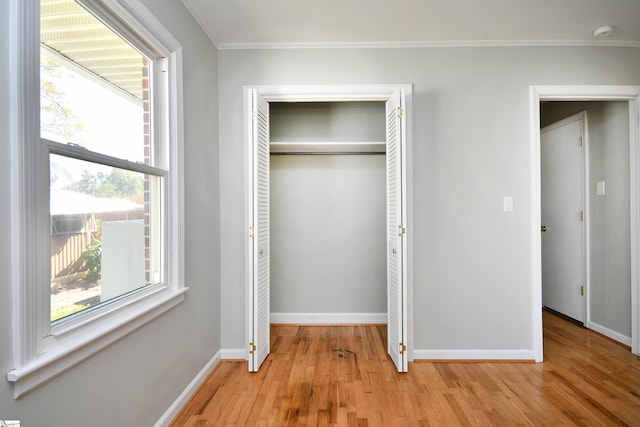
(7, 0, 186, 398)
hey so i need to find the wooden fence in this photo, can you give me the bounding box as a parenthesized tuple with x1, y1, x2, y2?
(51, 232, 91, 280)
(50, 209, 144, 282)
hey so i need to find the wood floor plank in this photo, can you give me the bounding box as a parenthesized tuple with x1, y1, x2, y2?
(170, 312, 640, 426)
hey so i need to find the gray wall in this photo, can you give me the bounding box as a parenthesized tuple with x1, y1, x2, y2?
(541, 101, 631, 338)
(270, 154, 386, 314)
(0, 0, 221, 425)
(219, 47, 640, 352)
(0, 0, 12, 417)
(270, 101, 386, 142)
(597, 102, 631, 337)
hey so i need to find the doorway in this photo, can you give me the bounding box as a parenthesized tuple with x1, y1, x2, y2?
(270, 116, 387, 323)
(244, 85, 414, 372)
(530, 86, 640, 360)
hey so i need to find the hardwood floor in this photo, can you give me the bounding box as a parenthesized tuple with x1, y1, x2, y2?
(170, 312, 640, 426)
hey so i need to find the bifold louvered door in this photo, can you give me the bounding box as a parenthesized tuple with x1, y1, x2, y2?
(386, 88, 408, 372)
(248, 89, 270, 372)
(247, 86, 408, 373)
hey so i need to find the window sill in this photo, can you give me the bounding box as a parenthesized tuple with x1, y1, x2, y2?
(7, 287, 187, 398)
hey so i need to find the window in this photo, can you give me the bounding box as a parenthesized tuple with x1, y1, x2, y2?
(51, 214, 91, 235)
(8, 0, 185, 398)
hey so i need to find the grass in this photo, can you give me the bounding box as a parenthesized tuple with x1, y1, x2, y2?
(51, 303, 91, 322)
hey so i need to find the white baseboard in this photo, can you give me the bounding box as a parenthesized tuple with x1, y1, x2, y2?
(413, 349, 536, 361)
(587, 321, 632, 346)
(221, 348, 246, 359)
(154, 351, 221, 427)
(270, 312, 387, 324)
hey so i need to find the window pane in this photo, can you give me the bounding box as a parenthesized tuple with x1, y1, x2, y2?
(50, 154, 163, 322)
(40, 0, 148, 163)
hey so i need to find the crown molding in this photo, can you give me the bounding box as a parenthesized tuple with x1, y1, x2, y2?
(216, 39, 640, 50)
(180, 0, 221, 48)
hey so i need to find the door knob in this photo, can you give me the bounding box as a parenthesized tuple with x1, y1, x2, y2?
(541, 225, 547, 232)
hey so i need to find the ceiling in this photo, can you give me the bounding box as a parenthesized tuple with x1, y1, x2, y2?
(181, 0, 640, 49)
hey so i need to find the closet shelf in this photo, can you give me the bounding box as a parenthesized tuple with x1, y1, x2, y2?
(270, 141, 386, 154)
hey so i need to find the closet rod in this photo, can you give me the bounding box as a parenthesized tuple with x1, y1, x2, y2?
(271, 152, 386, 156)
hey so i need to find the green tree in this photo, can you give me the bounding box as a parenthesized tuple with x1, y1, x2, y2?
(40, 55, 85, 143)
(50, 160, 74, 185)
(108, 168, 143, 196)
(82, 220, 102, 282)
(70, 168, 143, 199)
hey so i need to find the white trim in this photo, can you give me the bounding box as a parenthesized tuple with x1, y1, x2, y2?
(251, 84, 409, 102)
(216, 40, 640, 51)
(8, 0, 186, 398)
(154, 351, 221, 427)
(413, 349, 535, 361)
(9, 0, 41, 374)
(244, 84, 414, 367)
(404, 88, 414, 364)
(45, 139, 167, 176)
(220, 349, 246, 360)
(531, 85, 640, 360)
(168, 46, 186, 297)
(8, 289, 187, 398)
(630, 96, 640, 358)
(243, 87, 252, 368)
(530, 88, 544, 362)
(270, 313, 387, 325)
(587, 322, 632, 347)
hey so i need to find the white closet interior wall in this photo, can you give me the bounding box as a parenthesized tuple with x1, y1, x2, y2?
(270, 102, 388, 318)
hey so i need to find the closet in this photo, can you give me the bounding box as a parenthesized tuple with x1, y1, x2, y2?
(246, 85, 409, 373)
(269, 102, 387, 320)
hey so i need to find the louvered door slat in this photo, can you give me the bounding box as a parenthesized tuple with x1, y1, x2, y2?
(249, 90, 270, 372)
(386, 89, 407, 372)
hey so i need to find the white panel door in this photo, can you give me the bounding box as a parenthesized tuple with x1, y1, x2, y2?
(248, 90, 270, 371)
(386, 89, 408, 372)
(541, 112, 586, 323)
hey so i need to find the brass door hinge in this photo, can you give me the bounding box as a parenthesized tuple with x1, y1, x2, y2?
(579, 136, 583, 147)
(581, 286, 584, 296)
(399, 343, 407, 354)
(580, 211, 584, 222)
(249, 342, 256, 354)
(397, 106, 404, 119)
(398, 225, 406, 237)
(249, 226, 255, 238)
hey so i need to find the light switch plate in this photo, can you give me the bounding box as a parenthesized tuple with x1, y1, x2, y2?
(597, 181, 606, 196)
(503, 196, 514, 212)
